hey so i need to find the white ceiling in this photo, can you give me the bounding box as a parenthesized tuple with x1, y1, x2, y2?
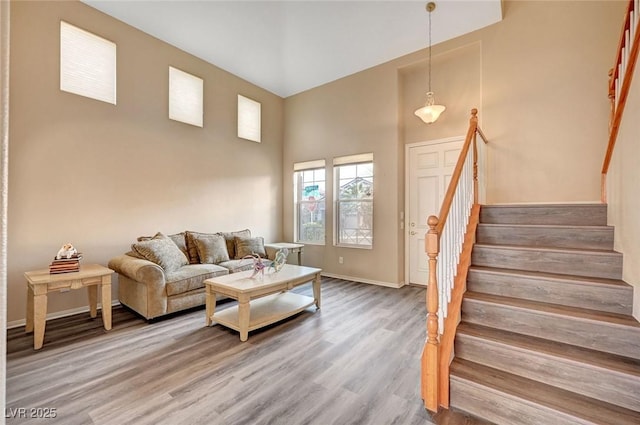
(83, 1, 503, 98)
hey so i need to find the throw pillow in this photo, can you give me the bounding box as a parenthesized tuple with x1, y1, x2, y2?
(185, 231, 217, 264)
(218, 229, 251, 259)
(137, 232, 189, 260)
(132, 233, 189, 272)
(234, 236, 266, 259)
(193, 234, 230, 264)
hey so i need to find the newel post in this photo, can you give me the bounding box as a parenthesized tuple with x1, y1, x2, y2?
(422, 215, 440, 411)
(471, 109, 479, 204)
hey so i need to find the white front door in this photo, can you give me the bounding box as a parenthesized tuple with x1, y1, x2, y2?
(406, 138, 463, 286)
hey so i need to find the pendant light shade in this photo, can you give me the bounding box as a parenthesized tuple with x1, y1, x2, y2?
(414, 92, 446, 124)
(414, 2, 446, 124)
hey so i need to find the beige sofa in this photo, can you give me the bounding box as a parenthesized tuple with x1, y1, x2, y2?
(108, 229, 275, 320)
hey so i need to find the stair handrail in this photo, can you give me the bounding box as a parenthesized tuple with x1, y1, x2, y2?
(421, 108, 488, 412)
(601, 0, 639, 202)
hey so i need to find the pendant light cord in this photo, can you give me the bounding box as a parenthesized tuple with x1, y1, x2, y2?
(428, 7, 432, 93)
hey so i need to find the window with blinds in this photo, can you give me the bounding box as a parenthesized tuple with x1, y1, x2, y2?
(60, 21, 116, 105)
(169, 66, 204, 127)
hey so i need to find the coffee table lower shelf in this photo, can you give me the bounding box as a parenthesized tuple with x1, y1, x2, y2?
(211, 292, 316, 337)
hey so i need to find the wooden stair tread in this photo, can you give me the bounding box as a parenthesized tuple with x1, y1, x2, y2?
(478, 223, 613, 230)
(468, 265, 631, 289)
(457, 322, 640, 376)
(474, 243, 621, 256)
(464, 291, 640, 328)
(481, 203, 604, 208)
(431, 408, 495, 425)
(450, 359, 640, 425)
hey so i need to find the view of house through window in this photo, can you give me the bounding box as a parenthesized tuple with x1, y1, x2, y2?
(294, 160, 326, 245)
(334, 154, 373, 248)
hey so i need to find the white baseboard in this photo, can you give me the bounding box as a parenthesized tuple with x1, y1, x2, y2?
(7, 301, 121, 330)
(320, 272, 403, 289)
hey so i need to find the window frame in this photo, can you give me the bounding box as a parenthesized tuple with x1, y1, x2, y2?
(333, 153, 374, 249)
(293, 160, 326, 246)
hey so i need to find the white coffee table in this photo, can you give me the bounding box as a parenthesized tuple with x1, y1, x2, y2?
(204, 264, 322, 341)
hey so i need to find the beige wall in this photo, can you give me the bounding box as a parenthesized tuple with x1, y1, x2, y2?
(7, 1, 284, 323)
(7, 1, 631, 322)
(283, 0, 624, 285)
(607, 57, 640, 320)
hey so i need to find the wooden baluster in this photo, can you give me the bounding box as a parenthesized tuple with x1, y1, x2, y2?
(422, 215, 440, 412)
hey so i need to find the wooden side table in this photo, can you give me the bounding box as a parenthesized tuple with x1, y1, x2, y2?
(265, 242, 304, 265)
(24, 263, 114, 350)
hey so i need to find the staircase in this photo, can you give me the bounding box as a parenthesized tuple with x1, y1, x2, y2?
(449, 204, 640, 425)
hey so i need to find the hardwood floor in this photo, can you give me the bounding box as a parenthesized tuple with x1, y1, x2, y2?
(6, 277, 435, 425)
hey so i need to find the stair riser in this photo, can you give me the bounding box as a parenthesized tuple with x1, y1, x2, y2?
(480, 205, 607, 226)
(467, 270, 633, 315)
(450, 377, 591, 425)
(472, 246, 622, 280)
(476, 225, 614, 250)
(455, 334, 640, 411)
(462, 299, 640, 359)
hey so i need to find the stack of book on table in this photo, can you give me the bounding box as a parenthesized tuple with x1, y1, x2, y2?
(49, 254, 82, 274)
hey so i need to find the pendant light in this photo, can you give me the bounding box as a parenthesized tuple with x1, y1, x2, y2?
(414, 2, 446, 124)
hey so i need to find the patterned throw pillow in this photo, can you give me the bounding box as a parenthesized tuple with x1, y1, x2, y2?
(193, 233, 230, 264)
(185, 231, 215, 264)
(137, 232, 188, 260)
(218, 229, 251, 259)
(234, 236, 266, 259)
(131, 233, 189, 272)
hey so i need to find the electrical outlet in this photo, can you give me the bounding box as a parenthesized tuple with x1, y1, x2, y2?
(338, 256, 344, 264)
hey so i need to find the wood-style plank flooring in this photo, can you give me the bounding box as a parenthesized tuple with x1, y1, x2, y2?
(6, 277, 435, 425)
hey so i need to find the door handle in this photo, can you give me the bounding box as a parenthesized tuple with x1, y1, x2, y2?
(410, 231, 416, 235)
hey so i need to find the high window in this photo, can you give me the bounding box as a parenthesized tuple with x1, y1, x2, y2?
(237, 95, 261, 143)
(334, 153, 374, 248)
(60, 21, 116, 105)
(169, 66, 204, 127)
(294, 160, 326, 245)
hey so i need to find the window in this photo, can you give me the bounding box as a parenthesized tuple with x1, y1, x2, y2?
(294, 160, 326, 245)
(237, 95, 261, 142)
(334, 153, 374, 248)
(169, 66, 204, 127)
(60, 21, 116, 104)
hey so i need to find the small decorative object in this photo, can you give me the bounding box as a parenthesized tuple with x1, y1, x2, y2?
(50, 243, 82, 274)
(242, 253, 267, 278)
(269, 248, 289, 273)
(56, 243, 78, 260)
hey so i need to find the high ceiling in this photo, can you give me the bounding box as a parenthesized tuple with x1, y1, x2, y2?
(83, 1, 503, 97)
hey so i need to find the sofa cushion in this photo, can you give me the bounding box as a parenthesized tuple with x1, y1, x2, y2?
(131, 233, 189, 272)
(234, 236, 266, 259)
(165, 264, 229, 297)
(219, 259, 268, 273)
(185, 231, 215, 264)
(218, 229, 251, 259)
(137, 232, 189, 260)
(193, 233, 230, 264)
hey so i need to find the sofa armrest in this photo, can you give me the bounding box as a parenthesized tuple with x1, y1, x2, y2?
(108, 254, 166, 287)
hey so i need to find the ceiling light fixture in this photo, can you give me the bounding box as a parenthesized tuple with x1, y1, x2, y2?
(414, 2, 446, 124)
